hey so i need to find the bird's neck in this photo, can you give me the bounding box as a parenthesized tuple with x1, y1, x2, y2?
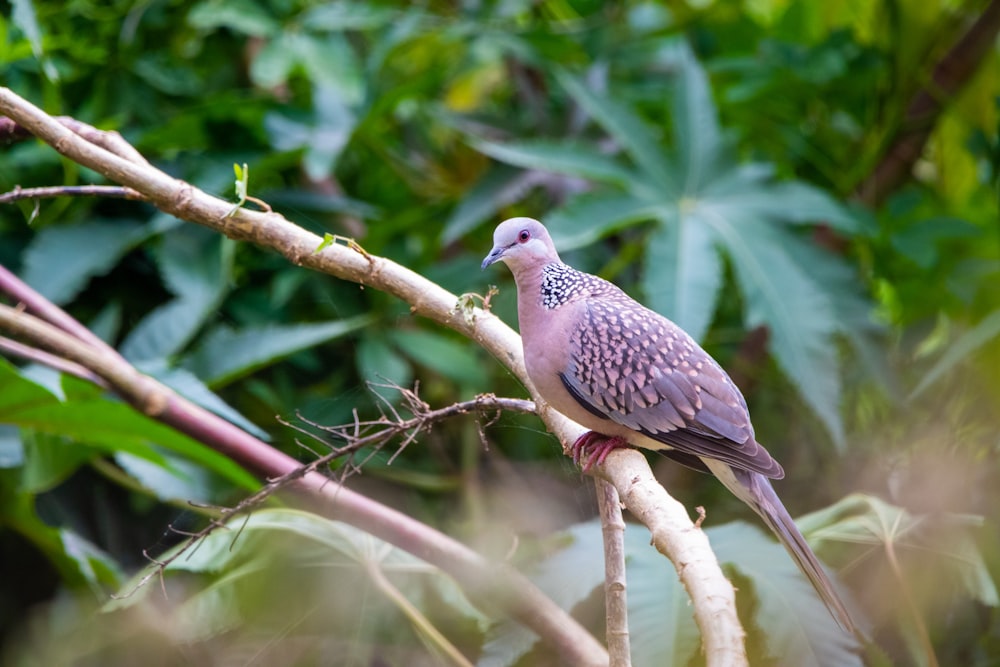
(537, 262, 588, 310)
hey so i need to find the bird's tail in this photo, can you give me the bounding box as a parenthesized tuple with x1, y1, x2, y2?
(703, 459, 858, 635)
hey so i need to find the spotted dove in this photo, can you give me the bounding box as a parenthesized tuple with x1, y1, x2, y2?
(482, 216, 856, 633)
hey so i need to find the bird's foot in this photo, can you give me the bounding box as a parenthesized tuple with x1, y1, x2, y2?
(571, 432, 629, 472)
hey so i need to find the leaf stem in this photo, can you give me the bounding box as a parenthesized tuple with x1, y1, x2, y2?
(365, 558, 475, 667)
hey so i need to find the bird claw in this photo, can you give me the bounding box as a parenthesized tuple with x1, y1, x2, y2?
(571, 432, 628, 472)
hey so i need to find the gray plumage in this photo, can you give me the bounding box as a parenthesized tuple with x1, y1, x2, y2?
(482, 217, 857, 635)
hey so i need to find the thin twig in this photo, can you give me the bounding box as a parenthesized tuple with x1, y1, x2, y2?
(0, 335, 109, 387)
(0, 184, 146, 204)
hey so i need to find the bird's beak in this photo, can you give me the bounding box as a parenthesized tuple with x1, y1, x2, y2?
(481, 245, 505, 270)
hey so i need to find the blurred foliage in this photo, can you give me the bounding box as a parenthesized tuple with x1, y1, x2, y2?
(2, 0, 1000, 665)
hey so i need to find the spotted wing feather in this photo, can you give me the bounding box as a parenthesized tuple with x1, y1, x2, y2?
(562, 293, 784, 479)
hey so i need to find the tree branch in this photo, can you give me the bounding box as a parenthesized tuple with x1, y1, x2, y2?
(0, 87, 748, 665)
(0, 301, 609, 667)
(0, 335, 108, 387)
(857, 0, 1000, 205)
(597, 479, 631, 667)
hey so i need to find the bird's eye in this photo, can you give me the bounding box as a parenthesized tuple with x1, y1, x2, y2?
(517, 230, 530, 243)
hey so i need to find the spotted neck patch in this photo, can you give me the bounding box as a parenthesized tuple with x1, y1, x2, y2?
(540, 262, 608, 309)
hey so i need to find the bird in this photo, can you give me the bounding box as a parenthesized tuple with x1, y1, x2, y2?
(482, 216, 857, 634)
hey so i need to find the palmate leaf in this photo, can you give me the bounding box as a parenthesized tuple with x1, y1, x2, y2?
(624, 525, 701, 666)
(470, 138, 636, 187)
(643, 207, 724, 342)
(707, 179, 859, 232)
(556, 68, 677, 194)
(710, 522, 861, 667)
(546, 191, 662, 250)
(442, 165, 546, 244)
(705, 216, 844, 445)
(108, 509, 486, 645)
(668, 40, 724, 193)
(798, 494, 999, 607)
(480, 516, 859, 667)
(465, 39, 860, 444)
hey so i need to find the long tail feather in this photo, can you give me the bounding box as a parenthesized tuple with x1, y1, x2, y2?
(703, 459, 857, 634)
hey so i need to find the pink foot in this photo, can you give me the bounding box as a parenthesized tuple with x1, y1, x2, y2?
(570, 432, 629, 472)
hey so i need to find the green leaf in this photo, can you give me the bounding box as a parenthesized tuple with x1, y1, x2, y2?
(115, 451, 221, 503)
(0, 357, 60, 415)
(88, 302, 122, 346)
(949, 521, 1000, 607)
(470, 138, 636, 186)
(708, 180, 859, 232)
(6, 399, 258, 490)
(909, 309, 1000, 398)
(184, 316, 371, 387)
(0, 480, 118, 590)
(388, 329, 486, 387)
(357, 337, 412, 388)
(484, 516, 858, 667)
(249, 32, 298, 87)
(20, 218, 152, 304)
(20, 431, 96, 493)
(140, 363, 269, 439)
(131, 56, 202, 96)
(0, 426, 24, 468)
(710, 522, 862, 666)
(709, 218, 844, 446)
(20, 364, 67, 400)
(798, 494, 999, 607)
(442, 165, 536, 244)
(670, 41, 723, 192)
(890, 216, 981, 269)
(121, 228, 231, 361)
(624, 525, 701, 666)
(557, 69, 677, 192)
(265, 84, 358, 180)
(301, 2, 400, 31)
(545, 190, 660, 250)
(296, 34, 365, 106)
(643, 208, 723, 342)
(121, 298, 214, 362)
(187, 0, 278, 37)
(110, 510, 485, 640)
(479, 526, 606, 667)
(59, 529, 123, 590)
(11, 0, 58, 80)
(158, 227, 232, 299)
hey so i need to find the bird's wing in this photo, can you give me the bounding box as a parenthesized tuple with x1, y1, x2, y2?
(560, 296, 784, 479)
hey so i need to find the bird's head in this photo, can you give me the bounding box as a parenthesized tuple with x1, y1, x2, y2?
(481, 217, 560, 274)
